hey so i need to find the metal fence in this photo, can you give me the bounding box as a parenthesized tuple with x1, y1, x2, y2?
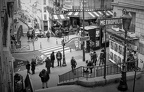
(59, 63, 134, 83)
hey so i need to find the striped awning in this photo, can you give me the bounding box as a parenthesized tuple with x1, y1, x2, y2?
(53, 14, 69, 20)
(67, 10, 113, 19)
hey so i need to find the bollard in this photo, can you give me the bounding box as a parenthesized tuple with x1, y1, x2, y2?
(40, 42, 42, 49)
(56, 39, 58, 44)
(70, 47, 71, 52)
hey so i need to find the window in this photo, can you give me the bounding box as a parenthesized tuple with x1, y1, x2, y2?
(44, 14, 47, 20)
(43, 0, 46, 5)
(44, 7, 46, 12)
(109, 52, 113, 60)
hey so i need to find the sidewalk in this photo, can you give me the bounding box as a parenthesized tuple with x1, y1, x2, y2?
(16, 48, 110, 90)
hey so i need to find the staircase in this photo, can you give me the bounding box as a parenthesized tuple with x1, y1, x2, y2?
(58, 63, 123, 85)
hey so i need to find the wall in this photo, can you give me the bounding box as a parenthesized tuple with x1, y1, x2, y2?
(0, 0, 16, 92)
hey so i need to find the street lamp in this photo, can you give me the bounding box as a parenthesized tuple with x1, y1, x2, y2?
(62, 31, 68, 67)
(82, 0, 85, 61)
(117, 9, 132, 91)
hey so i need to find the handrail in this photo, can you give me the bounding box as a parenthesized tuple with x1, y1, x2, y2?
(59, 63, 134, 83)
(65, 36, 80, 45)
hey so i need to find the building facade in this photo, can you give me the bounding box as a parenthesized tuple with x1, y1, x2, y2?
(39, 0, 52, 31)
(112, 0, 144, 70)
(59, 0, 113, 10)
(0, 0, 20, 92)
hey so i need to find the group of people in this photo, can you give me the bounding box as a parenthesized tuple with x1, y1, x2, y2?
(84, 49, 106, 73)
(27, 29, 35, 41)
(26, 58, 36, 75)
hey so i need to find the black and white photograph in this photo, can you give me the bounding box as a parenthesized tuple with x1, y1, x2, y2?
(0, 0, 144, 92)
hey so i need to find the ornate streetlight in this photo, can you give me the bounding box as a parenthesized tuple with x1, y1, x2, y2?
(117, 9, 132, 91)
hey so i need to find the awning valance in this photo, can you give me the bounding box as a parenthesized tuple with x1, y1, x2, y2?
(66, 10, 113, 19)
(53, 14, 69, 20)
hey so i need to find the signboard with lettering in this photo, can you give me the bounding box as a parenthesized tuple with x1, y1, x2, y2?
(99, 18, 122, 26)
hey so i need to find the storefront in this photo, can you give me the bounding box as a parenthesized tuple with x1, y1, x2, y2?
(66, 9, 113, 28)
(52, 14, 70, 37)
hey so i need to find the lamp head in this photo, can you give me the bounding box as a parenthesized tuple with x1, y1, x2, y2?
(121, 9, 132, 30)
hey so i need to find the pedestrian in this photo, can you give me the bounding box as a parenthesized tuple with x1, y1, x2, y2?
(39, 69, 50, 89)
(45, 57, 51, 74)
(56, 51, 62, 67)
(90, 51, 94, 62)
(71, 57, 77, 74)
(31, 58, 36, 74)
(26, 60, 31, 74)
(46, 31, 50, 41)
(50, 51, 55, 68)
(99, 49, 105, 66)
(86, 60, 93, 73)
(27, 30, 30, 41)
(93, 51, 98, 66)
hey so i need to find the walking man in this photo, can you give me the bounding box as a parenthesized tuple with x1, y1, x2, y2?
(50, 51, 55, 68)
(93, 51, 98, 66)
(26, 60, 30, 74)
(45, 57, 51, 74)
(71, 57, 77, 74)
(99, 49, 105, 66)
(46, 31, 50, 41)
(31, 58, 36, 74)
(39, 69, 50, 88)
(56, 51, 62, 67)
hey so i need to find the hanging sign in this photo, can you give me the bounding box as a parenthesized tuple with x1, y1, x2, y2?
(99, 18, 122, 26)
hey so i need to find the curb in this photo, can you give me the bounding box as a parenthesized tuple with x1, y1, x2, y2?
(57, 72, 142, 87)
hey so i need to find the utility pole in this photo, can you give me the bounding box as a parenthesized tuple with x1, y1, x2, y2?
(82, 0, 85, 61)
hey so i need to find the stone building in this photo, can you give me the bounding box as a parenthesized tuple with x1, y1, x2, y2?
(0, 0, 20, 92)
(112, 0, 144, 70)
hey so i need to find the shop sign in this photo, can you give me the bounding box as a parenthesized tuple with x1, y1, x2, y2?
(80, 36, 90, 41)
(99, 18, 122, 26)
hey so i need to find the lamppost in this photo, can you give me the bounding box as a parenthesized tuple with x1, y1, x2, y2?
(62, 31, 68, 67)
(82, 0, 85, 61)
(117, 9, 132, 91)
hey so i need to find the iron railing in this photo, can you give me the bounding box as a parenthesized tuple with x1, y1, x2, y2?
(59, 63, 134, 83)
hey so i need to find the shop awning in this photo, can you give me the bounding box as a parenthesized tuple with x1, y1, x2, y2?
(53, 14, 69, 20)
(66, 10, 113, 19)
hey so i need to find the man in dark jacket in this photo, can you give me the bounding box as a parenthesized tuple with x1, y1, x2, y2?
(99, 49, 105, 66)
(26, 60, 30, 74)
(56, 51, 62, 67)
(31, 59, 36, 74)
(93, 51, 98, 66)
(50, 51, 55, 68)
(45, 57, 51, 74)
(39, 69, 50, 88)
(71, 57, 77, 73)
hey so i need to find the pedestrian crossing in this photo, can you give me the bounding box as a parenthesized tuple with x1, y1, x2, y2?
(38, 45, 74, 57)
